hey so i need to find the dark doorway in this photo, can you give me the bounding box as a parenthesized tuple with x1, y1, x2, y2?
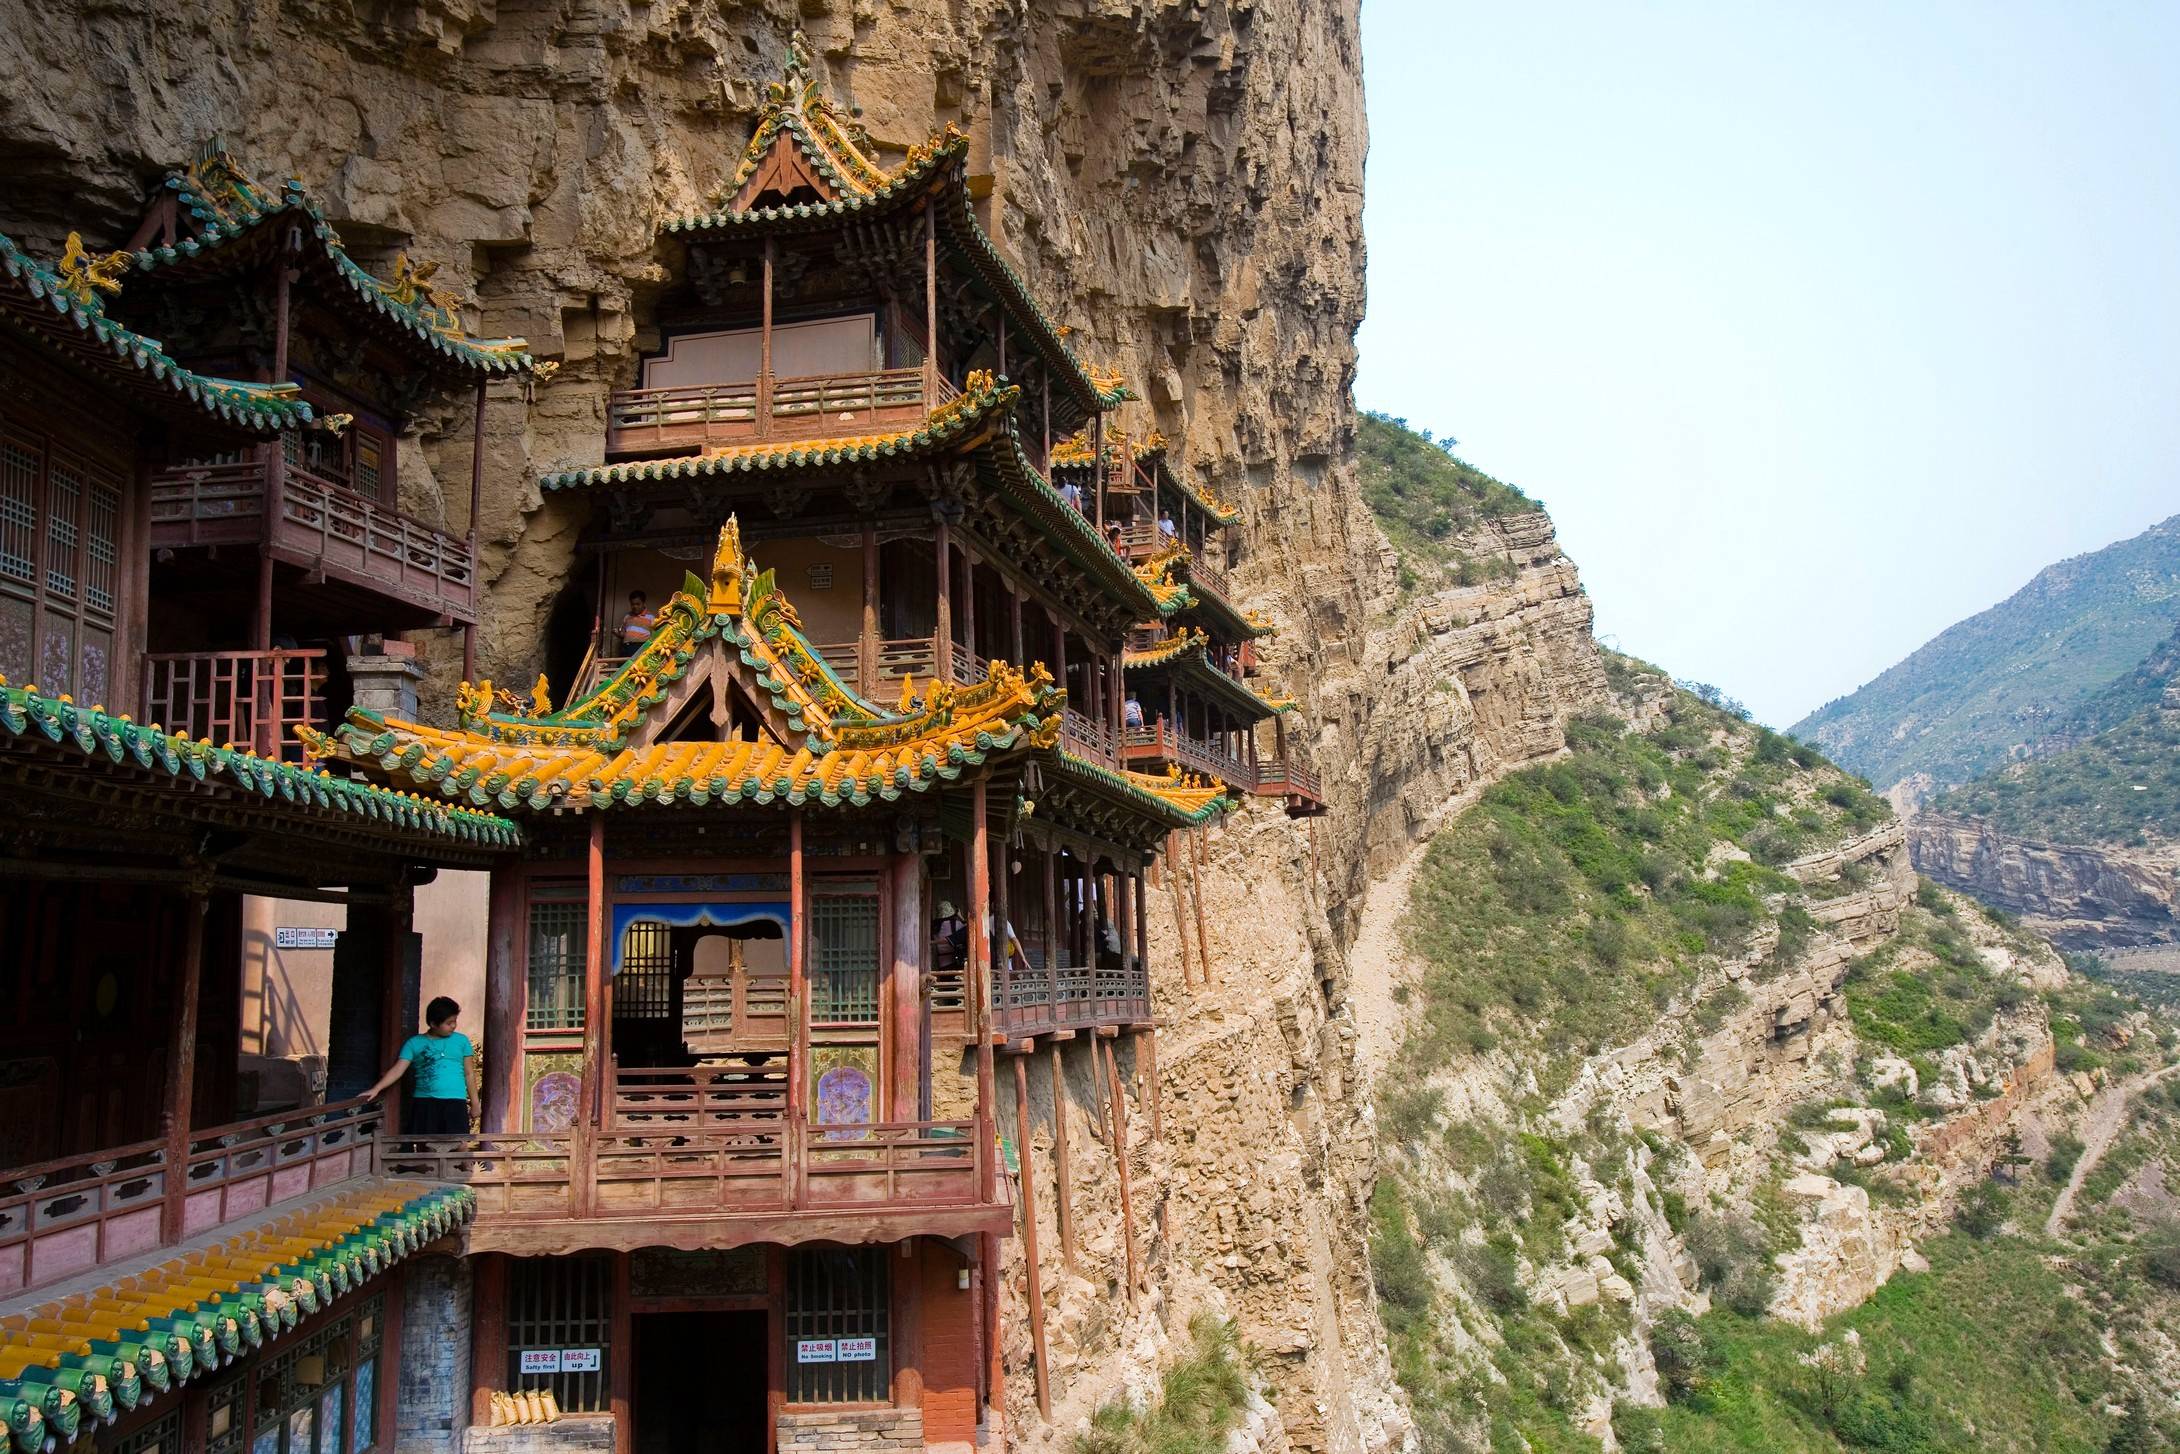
(633, 1310, 769, 1454)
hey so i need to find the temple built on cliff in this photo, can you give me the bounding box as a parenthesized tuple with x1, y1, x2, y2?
(0, 34, 1318, 1454)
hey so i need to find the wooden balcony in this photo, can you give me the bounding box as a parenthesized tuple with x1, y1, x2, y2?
(993, 954, 1151, 1040)
(1123, 719, 1254, 789)
(604, 368, 958, 457)
(1254, 757, 1327, 816)
(1059, 707, 1120, 767)
(149, 458, 477, 624)
(379, 1114, 1004, 1253)
(0, 1100, 382, 1299)
(142, 647, 329, 761)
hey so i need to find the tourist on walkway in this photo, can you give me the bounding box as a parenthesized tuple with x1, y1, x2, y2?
(364, 996, 477, 1135)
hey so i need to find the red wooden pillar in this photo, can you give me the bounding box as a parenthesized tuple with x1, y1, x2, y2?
(788, 809, 807, 1205)
(890, 853, 922, 1118)
(160, 882, 209, 1243)
(1041, 843, 1059, 1011)
(960, 547, 977, 678)
(759, 237, 776, 437)
(482, 863, 523, 1135)
(933, 521, 952, 677)
(990, 823, 1009, 1040)
(580, 817, 607, 1210)
(470, 1253, 507, 1425)
(610, 1251, 633, 1454)
(861, 527, 880, 696)
(1092, 413, 1105, 531)
(463, 376, 486, 683)
(253, 260, 292, 665)
(968, 780, 996, 1171)
(380, 883, 415, 1136)
(923, 198, 939, 401)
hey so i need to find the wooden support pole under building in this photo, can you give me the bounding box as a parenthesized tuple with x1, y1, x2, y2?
(1101, 1037, 1141, 1299)
(1084, 1016, 1105, 1127)
(470, 1253, 508, 1425)
(1012, 1055, 1052, 1418)
(1047, 1044, 1076, 1270)
(1140, 1027, 1163, 1142)
(160, 881, 209, 1243)
(788, 809, 807, 1203)
(482, 862, 523, 1134)
(1165, 837, 1193, 987)
(1189, 827, 1213, 984)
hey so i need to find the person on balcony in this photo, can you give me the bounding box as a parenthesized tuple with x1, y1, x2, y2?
(930, 900, 967, 976)
(1096, 916, 1126, 971)
(1157, 509, 1177, 542)
(363, 996, 477, 1135)
(1059, 477, 1084, 512)
(620, 590, 657, 646)
(1105, 520, 1126, 553)
(1123, 694, 1145, 729)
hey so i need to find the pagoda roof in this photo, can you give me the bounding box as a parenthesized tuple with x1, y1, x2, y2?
(537, 374, 1019, 493)
(1134, 433, 1243, 525)
(0, 675, 521, 852)
(0, 230, 311, 436)
(305, 519, 1225, 831)
(1174, 554, 1273, 641)
(1121, 628, 1293, 722)
(537, 382, 1173, 627)
(662, 36, 1123, 429)
(0, 1182, 470, 1451)
(120, 144, 537, 383)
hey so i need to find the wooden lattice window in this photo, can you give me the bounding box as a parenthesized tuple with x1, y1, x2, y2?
(615, 920, 675, 1023)
(204, 1370, 248, 1454)
(508, 1255, 612, 1413)
(526, 886, 587, 1030)
(113, 1410, 183, 1454)
(0, 429, 121, 705)
(809, 894, 879, 1024)
(786, 1247, 891, 1404)
(251, 1313, 352, 1454)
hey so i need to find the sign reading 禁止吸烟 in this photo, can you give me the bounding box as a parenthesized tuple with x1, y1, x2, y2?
(795, 1339, 838, 1364)
(559, 1349, 601, 1373)
(274, 927, 339, 950)
(836, 1337, 876, 1363)
(518, 1350, 563, 1374)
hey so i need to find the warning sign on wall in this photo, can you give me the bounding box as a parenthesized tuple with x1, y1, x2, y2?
(836, 1337, 877, 1363)
(795, 1339, 838, 1364)
(274, 926, 339, 950)
(518, 1350, 563, 1374)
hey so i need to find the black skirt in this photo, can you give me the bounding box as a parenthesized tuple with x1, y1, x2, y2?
(409, 1098, 470, 1135)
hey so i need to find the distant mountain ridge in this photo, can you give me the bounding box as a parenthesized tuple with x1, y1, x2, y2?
(1791, 513, 2180, 793)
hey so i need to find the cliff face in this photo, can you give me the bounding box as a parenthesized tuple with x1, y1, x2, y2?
(1909, 813, 2180, 951)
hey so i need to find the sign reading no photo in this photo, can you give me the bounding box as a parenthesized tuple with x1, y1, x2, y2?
(836, 1337, 877, 1362)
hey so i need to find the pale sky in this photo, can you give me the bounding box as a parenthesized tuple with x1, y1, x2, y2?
(1355, 0, 2180, 727)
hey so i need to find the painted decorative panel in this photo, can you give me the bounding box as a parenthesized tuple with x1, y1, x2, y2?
(524, 1052, 583, 1133)
(810, 1046, 877, 1141)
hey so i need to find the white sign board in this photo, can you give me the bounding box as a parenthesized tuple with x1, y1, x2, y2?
(795, 1339, 838, 1364)
(518, 1350, 563, 1374)
(275, 926, 339, 950)
(559, 1348, 601, 1373)
(836, 1337, 877, 1363)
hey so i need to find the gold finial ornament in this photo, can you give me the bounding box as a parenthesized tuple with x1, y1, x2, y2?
(530, 675, 553, 716)
(708, 516, 746, 615)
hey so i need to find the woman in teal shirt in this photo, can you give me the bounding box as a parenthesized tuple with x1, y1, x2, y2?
(364, 996, 477, 1134)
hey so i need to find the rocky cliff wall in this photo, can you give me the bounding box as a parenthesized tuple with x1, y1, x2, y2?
(1910, 812, 2180, 951)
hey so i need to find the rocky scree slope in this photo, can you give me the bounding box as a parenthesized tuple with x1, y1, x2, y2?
(1356, 669, 2173, 1452)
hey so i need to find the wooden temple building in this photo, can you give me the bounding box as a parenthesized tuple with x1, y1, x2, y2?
(0, 33, 1311, 1454)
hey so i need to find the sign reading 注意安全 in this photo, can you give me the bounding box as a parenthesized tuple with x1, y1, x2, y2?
(795, 1339, 838, 1363)
(274, 926, 339, 950)
(518, 1350, 562, 1374)
(836, 1337, 877, 1362)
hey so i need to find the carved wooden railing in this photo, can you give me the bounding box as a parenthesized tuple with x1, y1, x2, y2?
(605, 368, 956, 456)
(993, 954, 1151, 1037)
(0, 1099, 381, 1297)
(1124, 719, 1253, 789)
(1060, 707, 1120, 767)
(1254, 757, 1322, 802)
(382, 1117, 991, 1224)
(143, 647, 329, 761)
(613, 1064, 788, 1130)
(150, 458, 476, 621)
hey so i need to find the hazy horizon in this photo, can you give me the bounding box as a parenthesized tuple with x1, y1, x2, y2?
(1354, 1, 2180, 727)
